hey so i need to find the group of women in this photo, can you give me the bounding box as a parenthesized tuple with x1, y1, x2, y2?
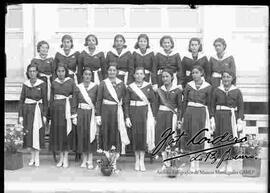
(18, 33, 244, 174)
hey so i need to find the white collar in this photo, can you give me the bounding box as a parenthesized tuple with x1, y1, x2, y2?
(35, 54, 52, 60)
(110, 48, 130, 57)
(24, 78, 44, 88)
(160, 84, 178, 92)
(54, 77, 71, 84)
(58, 49, 77, 57)
(218, 84, 238, 93)
(78, 82, 96, 91)
(183, 52, 206, 61)
(158, 48, 178, 57)
(104, 77, 122, 85)
(133, 48, 153, 56)
(211, 51, 232, 61)
(83, 47, 101, 56)
(130, 81, 150, 89)
(188, 80, 211, 90)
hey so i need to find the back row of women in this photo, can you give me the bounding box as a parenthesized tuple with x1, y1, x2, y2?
(18, 33, 244, 174)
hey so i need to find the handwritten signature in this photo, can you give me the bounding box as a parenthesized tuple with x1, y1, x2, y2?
(151, 128, 255, 168)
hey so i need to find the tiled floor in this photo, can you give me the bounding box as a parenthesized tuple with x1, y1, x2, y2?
(4, 153, 268, 193)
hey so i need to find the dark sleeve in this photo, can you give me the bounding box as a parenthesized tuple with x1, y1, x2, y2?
(206, 86, 212, 117)
(93, 85, 99, 115)
(211, 88, 217, 119)
(177, 90, 183, 121)
(176, 53, 182, 85)
(52, 54, 59, 80)
(208, 57, 213, 81)
(181, 86, 189, 119)
(203, 57, 211, 83)
(237, 89, 244, 120)
(47, 83, 54, 120)
(230, 56, 236, 74)
(71, 81, 77, 116)
(77, 53, 83, 84)
(72, 87, 79, 116)
(50, 58, 54, 76)
(100, 52, 107, 79)
(18, 85, 26, 117)
(124, 86, 131, 119)
(75, 52, 80, 82)
(148, 86, 156, 117)
(127, 53, 135, 85)
(96, 81, 104, 116)
(105, 52, 110, 67)
(179, 58, 186, 87)
(151, 53, 158, 85)
(41, 82, 48, 117)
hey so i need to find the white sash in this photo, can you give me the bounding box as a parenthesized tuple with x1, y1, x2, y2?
(93, 68, 101, 85)
(78, 83, 97, 143)
(39, 73, 51, 101)
(104, 78, 130, 154)
(118, 70, 129, 85)
(129, 82, 155, 151)
(25, 98, 43, 150)
(68, 70, 78, 85)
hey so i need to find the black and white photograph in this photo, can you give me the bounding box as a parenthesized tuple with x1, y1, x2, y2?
(4, 4, 268, 193)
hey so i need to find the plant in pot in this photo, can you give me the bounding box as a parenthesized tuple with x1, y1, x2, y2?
(5, 124, 26, 170)
(96, 146, 119, 176)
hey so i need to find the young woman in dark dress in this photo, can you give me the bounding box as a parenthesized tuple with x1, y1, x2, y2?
(18, 64, 47, 167)
(125, 67, 156, 171)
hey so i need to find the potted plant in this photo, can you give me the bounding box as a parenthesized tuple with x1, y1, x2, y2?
(96, 146, 119, 176)
(4, 124, 25, 170)
(241, 134, 263, 177)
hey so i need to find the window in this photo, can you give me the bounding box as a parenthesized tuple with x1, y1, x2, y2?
(168, 8, 199, 28)
(6, 5, 23, 29)
(58, 5, 88, 28)
(130, 8, 161, 28)
(94, 8, 125, 28)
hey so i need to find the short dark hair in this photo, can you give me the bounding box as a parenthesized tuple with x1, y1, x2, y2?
(134, 34, 150, 49)
(192, 65, 204, 76)
(82, 67, 93, 74)
(113, 34, 127, 49)
(55, 62, 69, 78)
(60, 34, 74, 49)
(26, 63, 40, 79)
(188, 37, 203, 52)
(160, 35, 174, 49)
(213, 38, 227, 50)
(221, 70, 236, 85)
(107, 62, 118, 71)
(162, 68, 174, 80)
(84, 34, 98, 46)
(134, 66, 145, 74)
(37, 41, 49, 53)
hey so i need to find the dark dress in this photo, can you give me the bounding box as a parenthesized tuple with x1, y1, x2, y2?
(212, 85, 244, 157)
(49, 77, 76, 152)
(181, 81, 212, 152)
(133, 49, 157, 85)
(106, 48, 134, 85)
(73, 82, 98, 153)
(54, 50, 80, 82)
(18, 79, 47, 149)
(209, 53, 236, 88)
(77, 49, 106, 84)
(125, 82, 156, 151)
(96, 78, 127, 152)
(180, 52, 210, 88)
(155, 85, 182, 151)
(155, 50, 182, 87)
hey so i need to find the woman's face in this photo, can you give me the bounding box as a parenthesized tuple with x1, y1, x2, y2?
(108, 66, 117, 78)
(192, 68, 203, 81)
(83, 70, 92, 83)
(138, 37, 148, 50)
(62, 38, 72, 50)
(28, 67, 38, 80)
(162, 38, 172, 51)
(114, 37, 125, 49)
(190, 40, 200, 53)
(57, 66, 66, 80)
(214, 42, 225, 54)
(222, 72, 233, 87)
(134, 69, 145, 83)
(86, 36, 97, 49)
(39, 43, 49, 55)
(162, 71, 173, 85)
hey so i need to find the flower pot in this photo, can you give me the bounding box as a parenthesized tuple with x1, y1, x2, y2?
(5, 152, 24, 170)
(166, 167, 178, 178)
(101, 166, 114, 176)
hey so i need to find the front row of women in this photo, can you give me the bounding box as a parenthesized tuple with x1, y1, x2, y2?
(18, 62, 244, 173)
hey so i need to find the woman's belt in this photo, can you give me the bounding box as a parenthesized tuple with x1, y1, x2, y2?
(130, 100, 148, 106)
(78, 103, 93, 110)
(103, 99, 118, 105)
